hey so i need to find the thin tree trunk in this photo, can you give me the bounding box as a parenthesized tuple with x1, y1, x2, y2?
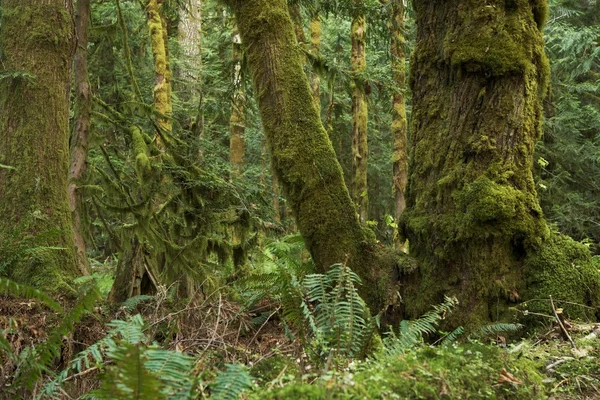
(310, 12, 322, 113)
(351, 2, 369, 223)
(147, 0, 173, 140)
(178, 0, 204, 136)
(227, 0, 399, 310)
(69, 0, 92, 276)
(0, 0, 79, 291)
(229, 25, 245, 178)
(390, 0, 408, 249)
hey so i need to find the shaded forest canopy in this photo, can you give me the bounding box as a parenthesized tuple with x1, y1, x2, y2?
(0, 0, 599, 398)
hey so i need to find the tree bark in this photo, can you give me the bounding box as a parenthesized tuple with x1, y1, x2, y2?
(350, 2, 369, 224)
(227, 0, 399, 310)
(0, 0, 79, 291)
(146, 0, 173, 140)
(390, 0, 408, 249)
(229, 25, 246, 178)
(69, 0, 92, 276)
(400, 0, 552, 324)
(310, 12, 322, 113)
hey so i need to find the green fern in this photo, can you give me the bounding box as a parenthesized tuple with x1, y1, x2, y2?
(0, 277, 61, 312)
(122, 294, 155, 312)
(382, 296, 459, 356)
(470, 323, 523, 339)
(210, 364, 253, 400)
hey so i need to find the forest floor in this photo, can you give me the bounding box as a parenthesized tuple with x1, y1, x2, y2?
(1, 291, 599, 399)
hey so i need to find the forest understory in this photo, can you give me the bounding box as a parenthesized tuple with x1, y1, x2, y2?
(1, 0, 600, 398)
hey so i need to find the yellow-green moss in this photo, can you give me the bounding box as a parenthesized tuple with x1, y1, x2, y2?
(228, 0, 397, 312)
(523, 233, 600, 320)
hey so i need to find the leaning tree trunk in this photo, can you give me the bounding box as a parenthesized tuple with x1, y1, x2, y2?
(400, 0, 552, 325)
(350, 1, 369, 224)
(390, 0, 408, 249)
(0, 0, 79, 291)
(226, 0, 400, 310)
(69, 0, 93, 276)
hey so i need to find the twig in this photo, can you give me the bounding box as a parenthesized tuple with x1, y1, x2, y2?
(550, 296, 577, 349)
(63, 366, 99, 382)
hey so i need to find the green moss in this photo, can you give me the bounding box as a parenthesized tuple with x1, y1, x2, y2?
(253, 343, 547, 399)
(523, 233, 600, 320)
(228, 0, 397, 312)
(250, 355, 300, 384)
(0, 1, 79, 292)
(131, 126, 151, 180)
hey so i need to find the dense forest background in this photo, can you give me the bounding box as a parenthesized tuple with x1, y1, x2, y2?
(0, 0, 599, 398)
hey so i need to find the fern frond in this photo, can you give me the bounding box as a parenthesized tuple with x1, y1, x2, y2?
(0, 277, 61, 312)
(123, 294, 155, 312)
(470, 323, 523, 339)
(210, 364, 253, 400)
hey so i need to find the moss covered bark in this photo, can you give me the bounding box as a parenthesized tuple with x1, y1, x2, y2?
(390, 0, 408, 249)
(69, 0, 92, 276)
(146, 0, 173, 139)
(350, 2, 369, 224)
(0, 0, 79, 291)
(400, 0, 599, 326)
(226, 0, 399, 310)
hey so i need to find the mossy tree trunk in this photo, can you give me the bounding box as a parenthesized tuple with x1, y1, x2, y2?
(400, 0, 552, 325)
(390, 0, 408, 249)
(0, 0, 79, 291)
(229, 25, 246, 178)
(147, 0, 173, 139)
(227, 0, 399, 310)
(69, 0, 93, 276)
(350, 1, 369, 224)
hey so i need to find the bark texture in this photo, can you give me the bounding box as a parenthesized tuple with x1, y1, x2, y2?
(400, 0, 554, 324)
(390, 0, 408, 249)
(227, 0, 400, 310)
(229, 25, 246, 177)
(69, 0, 92, 276)
(350, 3, 369, 223)
(310, 13, 322, 113)
(0, 0, 79, 290)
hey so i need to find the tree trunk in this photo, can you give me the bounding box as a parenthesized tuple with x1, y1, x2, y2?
(227, 0, 399, 310)
(0, 0, 79, 291)
(229, 25, 246, 178)
(147, 0, 173, 139)
(390, 0, 408, 249)
(350, 2, 369, 223)
(178, 0, 204, 135)
(400, 0, 552, 325)
(310, 12, 322, 113)
(69, 0, 92, 276)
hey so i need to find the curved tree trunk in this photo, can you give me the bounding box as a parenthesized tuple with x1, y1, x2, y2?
(400, 0, 551, 325)
(0, 0, 79, 291)
(69, 0, 93, 276)
(350, 2, 369, 224)
(227, 0, 399, 310)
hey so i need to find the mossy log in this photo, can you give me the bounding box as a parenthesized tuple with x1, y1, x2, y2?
(0, 0, 79, 292)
